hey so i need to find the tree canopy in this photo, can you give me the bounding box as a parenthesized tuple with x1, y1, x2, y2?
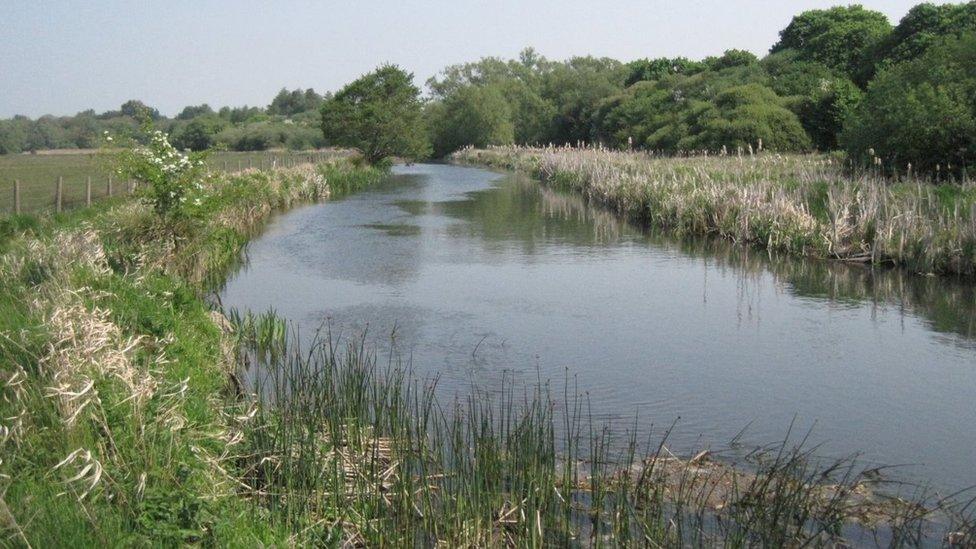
(320, 65, 430, 163)
(771, 5, 892, 80)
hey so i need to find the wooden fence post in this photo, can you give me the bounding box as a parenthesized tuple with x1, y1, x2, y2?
(248, 157, 253, 169)
(13, 180, 21, 214)
(108, 175, 113, 197)
(128, 179, 133, 195)
(86, 176, 92, 207)
(56, 176, 63, 213)
(237, 159, 242, 171)
(223, 160, 227, 171)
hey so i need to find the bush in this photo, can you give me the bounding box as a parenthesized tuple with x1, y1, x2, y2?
(841, 34, 976, 176)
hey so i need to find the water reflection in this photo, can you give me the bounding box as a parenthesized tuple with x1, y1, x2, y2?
(221, 163, 976, 492)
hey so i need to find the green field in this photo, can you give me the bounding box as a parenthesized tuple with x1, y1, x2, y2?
(0, 150, 345, 213)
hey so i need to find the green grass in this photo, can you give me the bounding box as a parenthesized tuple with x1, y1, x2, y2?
(0, 149, 348, 214)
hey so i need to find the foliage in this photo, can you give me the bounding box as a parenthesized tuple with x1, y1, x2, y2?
(771, 5, 892, 80)
(764, 50, 863, 150)
(428, 85, 514, 157)
(267, 87, 324, 117)
(841, 33, 976, 176)
(175, 104, 215, 120)
(116, 128, 210, 222)
(320, 64, 430, 163)
(625, 57, 706, 86)
(860, 1, 976, 84)
(170, 115, 227, 151)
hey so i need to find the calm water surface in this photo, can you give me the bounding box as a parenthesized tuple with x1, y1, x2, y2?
(222, 164, 976, 491)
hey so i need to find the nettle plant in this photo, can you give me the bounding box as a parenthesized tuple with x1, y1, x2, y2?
(115, 128, 210, 224)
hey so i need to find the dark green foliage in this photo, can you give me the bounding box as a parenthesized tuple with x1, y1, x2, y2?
(320, 65, 430, 163)
(175, 104, 215, 120)
(625, 57, 706, 86)
(593, 63, 808, 152)
(841, 34, 976, 176)
(705, 49, 759, 70)
(764, 50, 863, 150)
(428, 85, 515, 157)
(771, 5, 892, 80)
(170, 115, 227, 151)
(860, 1, 976, 84)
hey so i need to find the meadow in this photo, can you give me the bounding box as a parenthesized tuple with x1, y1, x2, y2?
(453, 146, 976, 278)
(0, 149, 346, 214)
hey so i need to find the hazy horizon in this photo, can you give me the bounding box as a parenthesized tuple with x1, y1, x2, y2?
(0, 0, 946, 118)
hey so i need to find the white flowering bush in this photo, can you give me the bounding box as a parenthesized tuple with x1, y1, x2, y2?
(116, 129, 209, 223)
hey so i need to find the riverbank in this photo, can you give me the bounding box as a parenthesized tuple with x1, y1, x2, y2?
(451, 146, 976, 278)
(0, 161, 385, 545)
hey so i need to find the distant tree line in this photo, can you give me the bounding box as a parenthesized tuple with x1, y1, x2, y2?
(2, 2, 974, 176)
(0, 88, 329, 155)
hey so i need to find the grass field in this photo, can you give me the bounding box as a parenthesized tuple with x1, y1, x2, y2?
(0, 149, 347, 213)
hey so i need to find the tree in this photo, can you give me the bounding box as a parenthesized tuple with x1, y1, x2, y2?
(763, 50, 863, 150)
(428, 85, 514, 157)
(176, 104, 214, 120)
(320, 65, 430, 163)
(268, 88, 323, 116)
(624, 57, 706, 86)
(841, 34, 976, 176)
(859, 1, 976, 84)
(170, 115, 227, 151)
(119, 99, 161, 121)
(771, 6, 891, 80)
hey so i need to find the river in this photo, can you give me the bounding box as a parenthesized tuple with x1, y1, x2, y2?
(221, 163, 976, 493)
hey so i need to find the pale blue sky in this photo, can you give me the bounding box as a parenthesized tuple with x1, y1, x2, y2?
(0, 1, 937, 117)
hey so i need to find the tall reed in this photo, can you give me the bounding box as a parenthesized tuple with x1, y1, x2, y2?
(453, 146, 976, 277)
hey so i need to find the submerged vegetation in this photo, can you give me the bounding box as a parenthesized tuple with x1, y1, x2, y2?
(453, 146, 976, 277)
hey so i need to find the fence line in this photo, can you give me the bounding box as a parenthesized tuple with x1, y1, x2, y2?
(2, 151, 340, 215)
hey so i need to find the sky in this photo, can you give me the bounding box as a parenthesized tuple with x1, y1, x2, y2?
(0, 0, 938, 118)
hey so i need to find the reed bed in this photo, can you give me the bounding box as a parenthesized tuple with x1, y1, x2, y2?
(226, 312, 975, 547)
(452, 146, 976, 277)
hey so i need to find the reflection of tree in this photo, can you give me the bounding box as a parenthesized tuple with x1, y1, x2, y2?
(436, 174, 636, 255)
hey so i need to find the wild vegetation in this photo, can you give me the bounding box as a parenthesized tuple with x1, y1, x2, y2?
(453, 146, 976, 276)
(3, 2, 976, 546)
(1, 131, 971, 546)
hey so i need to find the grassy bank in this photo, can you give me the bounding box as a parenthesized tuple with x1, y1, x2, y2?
(452, 146, 976, 278)
(0, 160, 385, 546)
(1, 158, 973, 547)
